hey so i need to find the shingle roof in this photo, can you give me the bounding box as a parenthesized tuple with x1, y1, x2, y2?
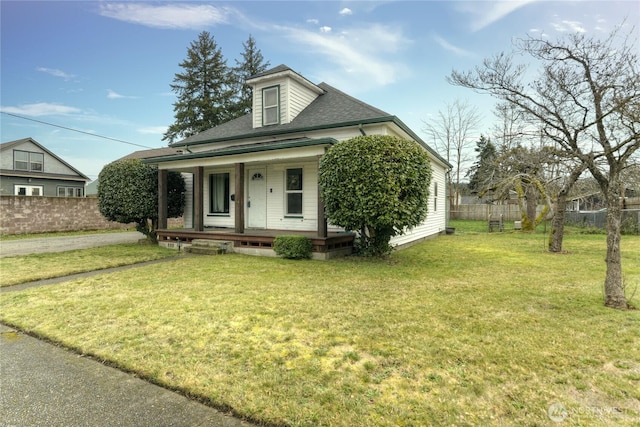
(173, 82, 392, 147)
(247, 63, 293, 80)
(117, 147, 183, 161)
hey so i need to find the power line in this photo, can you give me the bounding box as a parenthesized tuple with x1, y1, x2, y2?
(1, 111, 155, 149)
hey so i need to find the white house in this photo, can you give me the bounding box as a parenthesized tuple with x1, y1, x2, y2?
(144, 65, 451, 258)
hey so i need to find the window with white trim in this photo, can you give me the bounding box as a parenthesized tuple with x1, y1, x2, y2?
(262, 86, 279, 125)
(285, 168, 303, 216)
(14, 150, 44, 172)
(57, 186, 84, 197)
(15, 185, 43, 196)
(209, 173, 230, 214)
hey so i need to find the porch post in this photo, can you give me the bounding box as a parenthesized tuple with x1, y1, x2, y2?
(158, 169, 168, 230)
(235, 162, 245, 234)
(318, 187, 327, 237)
(317, 155, 328, 238)
(194, 166, 204, 231)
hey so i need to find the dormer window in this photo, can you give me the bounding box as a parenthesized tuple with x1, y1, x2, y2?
(262, 86, 279, 125)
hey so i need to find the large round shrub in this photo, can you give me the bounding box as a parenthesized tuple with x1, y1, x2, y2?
(319, 135, 432, 256)
(98, 159, 185, 242)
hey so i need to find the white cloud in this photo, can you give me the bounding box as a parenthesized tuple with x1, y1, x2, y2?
(0, 102, 81, 117)
(339, 8, 353, 16)
(457, 0, 539, 32)
(320, 26, 332, 33)
(99, 3, 232, 29)
(552, 20, 586, 33)
(306, 18, 319, 25)
(138, 126, 167, 135)
(107, 89, 137, 100)
(36, 67, 76, 80)
(433, 35, 475, 57)
(277, 23, 411, 89)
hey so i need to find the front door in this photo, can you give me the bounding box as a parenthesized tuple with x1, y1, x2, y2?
(247, 168, 267, 228)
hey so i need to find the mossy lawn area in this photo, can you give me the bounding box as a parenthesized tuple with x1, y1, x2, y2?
(0, 244, 178, 287)
(1, 225, 639, 426)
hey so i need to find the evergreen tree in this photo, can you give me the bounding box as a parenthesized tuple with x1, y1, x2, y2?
(230, 34, 270, 118)
(163, 31, 234, 144)
(467, 135, 498, 196)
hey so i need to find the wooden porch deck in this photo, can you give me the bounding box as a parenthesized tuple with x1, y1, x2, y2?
(156, 228, 355, 254)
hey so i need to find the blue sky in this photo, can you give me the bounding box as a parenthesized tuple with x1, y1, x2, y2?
(1, 1, 637, 181)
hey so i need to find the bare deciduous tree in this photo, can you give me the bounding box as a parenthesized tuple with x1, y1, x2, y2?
(449, 26, 640, 310)
(423, 100, 482, 213)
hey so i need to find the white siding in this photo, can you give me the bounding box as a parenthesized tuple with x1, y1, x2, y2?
(264, 161, 318, 232)
(252, 76, 320, 128)
(390, 158, 447, 247)
(288, 79, 318, 122)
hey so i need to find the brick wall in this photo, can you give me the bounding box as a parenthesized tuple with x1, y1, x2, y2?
(0, 196, 183, 235)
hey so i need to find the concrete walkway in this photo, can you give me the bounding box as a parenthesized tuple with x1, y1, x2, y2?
(0, 233, 257, 426)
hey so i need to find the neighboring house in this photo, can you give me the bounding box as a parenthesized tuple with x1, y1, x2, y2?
(143, 65, 452, 258)
(0, 137, 89, 197)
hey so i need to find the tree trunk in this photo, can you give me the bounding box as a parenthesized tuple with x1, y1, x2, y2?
(549, 164, 586, 253)
(548, 193, 567, 253)
(526, 184, 537, 227)
(603, 193, 627, 309)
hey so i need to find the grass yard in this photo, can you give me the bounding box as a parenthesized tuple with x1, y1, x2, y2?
(0, 244, 178, 287)
(0, 228, 135, 241)
(1, 225, 639, 426)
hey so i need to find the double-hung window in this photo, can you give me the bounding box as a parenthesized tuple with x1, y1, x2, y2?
(209, 173, 230, 214)
(262, 86, 279, 125)
(285, 168, 303, 216)
(15, 150, 44, 172)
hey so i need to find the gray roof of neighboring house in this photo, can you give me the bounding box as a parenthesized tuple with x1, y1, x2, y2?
(117, 147, 183, 161)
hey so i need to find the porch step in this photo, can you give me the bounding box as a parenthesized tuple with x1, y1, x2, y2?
(185, 239, 233, 255)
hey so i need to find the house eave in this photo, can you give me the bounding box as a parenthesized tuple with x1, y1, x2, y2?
(143, 137, 338, 165)
(168, 116, 451, 170)
(0, 169, 90, 182)
(170, 116, 400, 148)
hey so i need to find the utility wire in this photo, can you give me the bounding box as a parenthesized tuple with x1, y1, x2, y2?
(1, 111, 155, 149)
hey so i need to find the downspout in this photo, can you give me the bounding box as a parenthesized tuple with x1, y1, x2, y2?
(359, 124, 366, 136)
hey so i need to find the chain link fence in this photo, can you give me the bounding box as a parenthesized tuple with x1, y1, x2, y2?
(564, 209, 640, 235)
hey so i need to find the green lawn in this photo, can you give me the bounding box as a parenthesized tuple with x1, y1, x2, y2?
(1, 227, 639, 426)
(0, 244, 178, 287)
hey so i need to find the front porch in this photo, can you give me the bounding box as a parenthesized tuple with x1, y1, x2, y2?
(156, 228, 355, 259)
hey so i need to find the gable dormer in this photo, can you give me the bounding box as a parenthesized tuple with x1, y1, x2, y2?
(247, 65, 325, 129)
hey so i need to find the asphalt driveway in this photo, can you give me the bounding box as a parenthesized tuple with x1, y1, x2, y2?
(0, 231, 144, 258)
